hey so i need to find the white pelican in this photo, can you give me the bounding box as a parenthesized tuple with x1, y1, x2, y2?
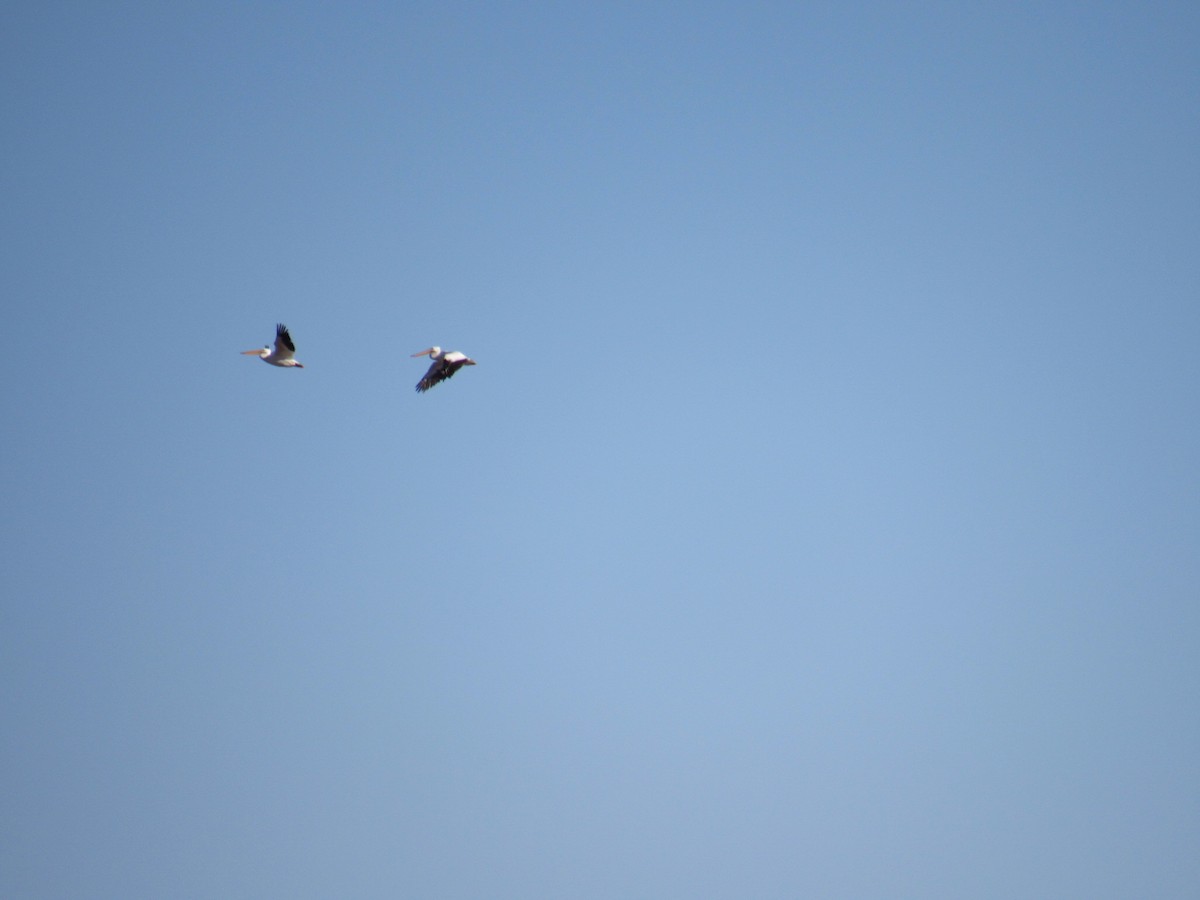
(242, 324, 304, 368)
(412, 346, 476, 392)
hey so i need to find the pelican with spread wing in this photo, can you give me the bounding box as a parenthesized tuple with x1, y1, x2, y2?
(242, 324, 304, 368)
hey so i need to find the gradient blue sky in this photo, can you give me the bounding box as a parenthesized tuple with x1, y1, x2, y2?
(3, 2, 1198, 897)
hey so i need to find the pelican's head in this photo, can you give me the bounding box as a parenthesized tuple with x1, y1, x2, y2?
(411, 346, 441, 359)
(241, 345, 269, 358)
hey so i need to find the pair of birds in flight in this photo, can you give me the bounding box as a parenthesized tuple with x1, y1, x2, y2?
(242, 324, 476, 393)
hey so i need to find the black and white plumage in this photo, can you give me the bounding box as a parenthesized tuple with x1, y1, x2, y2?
(242, 324, 304, 368)
(412, 346, 476, 392)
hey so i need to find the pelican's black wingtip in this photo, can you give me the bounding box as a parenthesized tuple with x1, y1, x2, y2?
(275, 323, 296, 352)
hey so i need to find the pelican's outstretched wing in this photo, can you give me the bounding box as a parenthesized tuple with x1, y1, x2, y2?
(273, 324, 297, 361)
(416, 357, 451, 392)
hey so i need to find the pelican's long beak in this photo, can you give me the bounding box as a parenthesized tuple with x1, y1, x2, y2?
(464, 359, 477, 366)
(411, 348, 435, 357)
(241, 349, 263, 355)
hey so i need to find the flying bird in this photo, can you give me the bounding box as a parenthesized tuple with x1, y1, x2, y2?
(242, 324, 304, 368)
(412, 346, 476, 392)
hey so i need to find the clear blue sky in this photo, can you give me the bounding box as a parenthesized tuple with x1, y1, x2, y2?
(3, 2, 1198, 897)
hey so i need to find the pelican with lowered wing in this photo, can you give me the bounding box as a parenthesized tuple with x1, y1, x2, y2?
(412, 346, 476, 393)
